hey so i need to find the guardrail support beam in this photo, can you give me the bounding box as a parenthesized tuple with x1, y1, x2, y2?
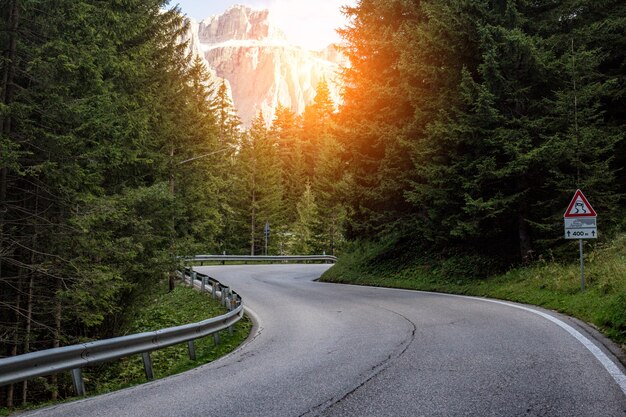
(228, 297, 236, 335)
(71, 368, 86, 396)
(142, 352, 154, 380)
(187, 340, 196, 361)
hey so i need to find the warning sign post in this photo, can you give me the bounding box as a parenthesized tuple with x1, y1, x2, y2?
(563, 189, 597, 291)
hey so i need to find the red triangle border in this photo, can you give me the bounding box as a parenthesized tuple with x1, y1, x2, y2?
(564, 189, 597, 218)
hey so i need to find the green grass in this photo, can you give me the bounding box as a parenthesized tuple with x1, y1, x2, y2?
(87, 282, 252, 394)
(322, 235, 626, 351)
(1, 281, 252, 416)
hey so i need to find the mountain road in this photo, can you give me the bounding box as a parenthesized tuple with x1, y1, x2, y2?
(22, 264, 626, 417)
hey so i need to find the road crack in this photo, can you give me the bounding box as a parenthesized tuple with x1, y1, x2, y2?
(298, 305, 418, 417)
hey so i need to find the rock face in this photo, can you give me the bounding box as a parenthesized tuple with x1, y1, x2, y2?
(187, 5, 345, 125)
(198, 7, 285, 44)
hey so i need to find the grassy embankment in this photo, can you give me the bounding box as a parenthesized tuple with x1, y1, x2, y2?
(322, 234, 626, 351)
(1, 281, 252, 415)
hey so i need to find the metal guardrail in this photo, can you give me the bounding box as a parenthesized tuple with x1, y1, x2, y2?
(0, 269, 243, 396)
(190, 254, 338, 263)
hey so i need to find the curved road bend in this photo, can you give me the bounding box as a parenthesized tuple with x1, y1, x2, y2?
(24, 265, 626, 417)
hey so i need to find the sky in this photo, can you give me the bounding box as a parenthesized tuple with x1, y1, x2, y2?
(171, 0, 355, 50)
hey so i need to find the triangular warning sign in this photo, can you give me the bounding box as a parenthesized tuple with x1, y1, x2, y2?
(564, 189, 597, 217)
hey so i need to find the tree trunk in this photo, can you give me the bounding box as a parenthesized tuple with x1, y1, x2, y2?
(21, 232, 37, 404)
(250, 188, 256, 256)
(330, 217, 336, 256)
(518, 212, 533, 262)
(5, 271, 23, 408)
(169, 146, 176, 292)
(6, 345, 17, 408)
(20, 273, 34, 404)
(50, 277, 62, 401)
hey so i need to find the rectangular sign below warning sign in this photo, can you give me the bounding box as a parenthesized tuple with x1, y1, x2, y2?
(564, 217, 597, 239)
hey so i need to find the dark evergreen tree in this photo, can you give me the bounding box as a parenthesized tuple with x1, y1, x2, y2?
(289, 182, 321, 254)
(0, 0, 225, 405)
(214, 80, 242, 150)
(302, 79, 336, 173)
(231, 113, 284, 254)
(271, 104, 307, 225)
(313, 134, 346, 255)
(209, 79, 242, 254)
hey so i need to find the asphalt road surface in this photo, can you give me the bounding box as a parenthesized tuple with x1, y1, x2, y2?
(24, 265, 626, 417)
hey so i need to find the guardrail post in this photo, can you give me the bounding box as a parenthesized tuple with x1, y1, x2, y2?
(225, 288, 232, 309)
(142, 352, 154, 380)
(187, 340, 196, 361)
(190, 270, 197, 288)
(201, 276, 206, 292)
(212, 282, 217, 299)
(71, 368, 86, 396)
(226, 296, 235, 336)
(213, 332, 220, 345)
(221, 286, 227, 305)
(228, 296, 235, 335)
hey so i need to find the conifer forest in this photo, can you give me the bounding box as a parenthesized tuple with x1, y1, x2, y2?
(1, 0, 625, 406)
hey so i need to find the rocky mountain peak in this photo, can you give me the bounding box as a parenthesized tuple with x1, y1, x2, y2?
(198, 5, 286, 45)
(186, 6, 346, 126)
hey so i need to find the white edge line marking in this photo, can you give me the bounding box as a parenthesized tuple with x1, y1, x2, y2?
(339, 283, 626, 396)
(484, 298, 626, 395)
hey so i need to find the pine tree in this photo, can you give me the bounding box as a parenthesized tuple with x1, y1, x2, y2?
(214, 79, 242, 150)
(289, 182, 321, 254)
(302, 79, 336, 173)
(271, 104, 306, 225)
(231, 113, 284, 254)
(209, 79, 242, 254)
(313, 135, 346, 255)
